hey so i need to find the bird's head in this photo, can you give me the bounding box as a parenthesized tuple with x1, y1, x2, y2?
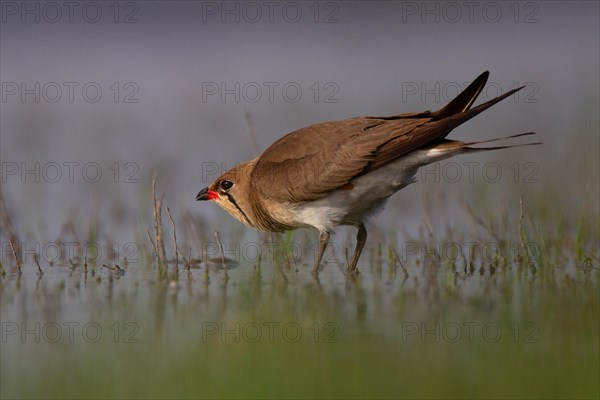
(196, 159, 257, 228)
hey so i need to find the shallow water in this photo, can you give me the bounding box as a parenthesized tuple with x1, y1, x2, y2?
(1, 253, 598, 398)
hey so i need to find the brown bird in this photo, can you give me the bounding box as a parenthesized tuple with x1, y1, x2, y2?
(197, 71, 537, 274)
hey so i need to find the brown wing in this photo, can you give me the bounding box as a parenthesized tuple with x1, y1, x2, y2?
(250, 115, 430, 202)
(251, 71, 521, 203)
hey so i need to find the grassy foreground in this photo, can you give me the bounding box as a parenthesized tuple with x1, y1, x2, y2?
(1, 178, 598, 399)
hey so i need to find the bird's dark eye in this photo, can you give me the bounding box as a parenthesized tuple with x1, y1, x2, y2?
(219, 180, 234, 191)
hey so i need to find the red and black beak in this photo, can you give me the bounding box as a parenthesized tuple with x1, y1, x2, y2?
(196, 187, 215, 201)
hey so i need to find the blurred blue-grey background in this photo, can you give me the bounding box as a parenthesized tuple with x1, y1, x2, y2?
(1, 3, 599, 399)
(1, 0, 598, 240)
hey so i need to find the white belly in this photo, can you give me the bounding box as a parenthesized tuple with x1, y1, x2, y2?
(288, 147, 461, 232)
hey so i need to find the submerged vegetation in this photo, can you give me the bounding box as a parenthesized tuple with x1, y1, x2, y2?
(0, 168, 598, 399)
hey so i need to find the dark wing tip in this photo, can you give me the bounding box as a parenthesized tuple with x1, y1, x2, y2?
(430, 71, 490, 120)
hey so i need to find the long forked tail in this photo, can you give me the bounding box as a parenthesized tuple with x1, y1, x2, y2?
(402, 70, 534, 149)
(435, 132, 541, 154)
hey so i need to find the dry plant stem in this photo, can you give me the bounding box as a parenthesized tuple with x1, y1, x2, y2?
(423, 223, 441, 266)
(34, 255, 43, 274)
(147, 230, 157, 256)
(519, 194, 529, 262)
(66, 220, 80, 250)
(187, 243, 192, 272)
(102, 264, 123, 273)
(153, 174, 167, 269)
(214, 230, 227, 271)
(152, 174, 161, 264)
(8, 240, 21, 273)
(461, 201, 502, 244)
(244, 108, 260, 156)
(158, 195, 167, 264)
(1, 193, 21, 265)
(166, 206, 179, 271)
(391, 245, 409, 276)
(344, 248, 350, 270)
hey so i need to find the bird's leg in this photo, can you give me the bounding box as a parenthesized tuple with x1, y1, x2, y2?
(348, 223, 367, 273)
(312, 231, 330, 275)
